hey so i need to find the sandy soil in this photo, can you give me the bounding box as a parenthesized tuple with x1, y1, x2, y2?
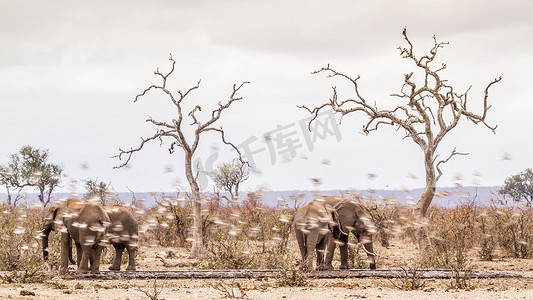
(2, 277, 533, 299)
(2, 240, 533, 299)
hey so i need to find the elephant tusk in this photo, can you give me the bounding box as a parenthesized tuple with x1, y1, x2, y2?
(358, 243, 378, 257)
(336, 220, 349, 236)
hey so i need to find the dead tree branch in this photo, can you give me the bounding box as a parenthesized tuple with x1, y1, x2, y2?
(300, 27, 501, 260)
(435, 148, 469, 182)
(113, 54, 248, 257)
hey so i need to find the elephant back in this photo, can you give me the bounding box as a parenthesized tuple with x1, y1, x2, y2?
(105, 205, 139, 248)
(78, 202, 109, 222)
(323, 196, 376, 236)
(293, 200, 335, 231)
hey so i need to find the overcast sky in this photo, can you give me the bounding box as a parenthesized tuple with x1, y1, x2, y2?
(1, 0, 532, 195)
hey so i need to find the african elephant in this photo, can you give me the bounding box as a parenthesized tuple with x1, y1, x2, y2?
(104, 205, 138, 271)
(293, 199, 340, 270)
(42, 198, 110, 275)
(323, 196, 376, 269)
(67, 205, 139, 271)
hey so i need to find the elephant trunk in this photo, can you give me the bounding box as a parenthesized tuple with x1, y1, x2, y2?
(68, 235, 76, 264)
(42, 227, 52, 261)
(42, 204, 59, 262)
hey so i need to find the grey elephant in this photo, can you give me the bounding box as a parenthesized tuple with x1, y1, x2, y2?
(323, 196, 376, 269)
(293, 199, 340, 270)
(104, 205, 138, 271)
(67, 205, 139, 271)
(42, 198, 110, 275)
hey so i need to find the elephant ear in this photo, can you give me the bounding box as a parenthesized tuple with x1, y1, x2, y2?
(43, 203, 60, 231)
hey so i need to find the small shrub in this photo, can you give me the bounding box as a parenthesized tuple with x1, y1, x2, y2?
(425, 202, 479, 269)
(487, 198, 533, 258)
(202, 229, 256, 269)
(136, 277, 164, 300)
(388, 266, 427, 291)
(0, 204, 57, 281)
(475, 211, 498, 261)
(210, 278, 248, 299)
(201, 193, 297, 270)
(275, 269, 309, 287)
(446, 265, 477, 291)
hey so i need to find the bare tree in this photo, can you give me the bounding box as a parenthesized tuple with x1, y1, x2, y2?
(114, 55, 248, 257)
(300, 28, 501, 259)
(210, 159, 250, 200)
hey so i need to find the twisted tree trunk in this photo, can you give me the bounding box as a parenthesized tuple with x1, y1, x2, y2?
(184, 152, 203, 258)
(414, 150, 436, 260)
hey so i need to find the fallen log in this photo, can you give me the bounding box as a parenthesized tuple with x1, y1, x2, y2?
(64, 268, 526, 280)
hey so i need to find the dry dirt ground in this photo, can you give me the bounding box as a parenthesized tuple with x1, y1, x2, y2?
(2, 240, 533, 299)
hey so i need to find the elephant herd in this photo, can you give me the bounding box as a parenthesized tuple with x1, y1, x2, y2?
(40, 195, 376, 275)
(41, 198, 138, 275)
(293, 196, 377, 270)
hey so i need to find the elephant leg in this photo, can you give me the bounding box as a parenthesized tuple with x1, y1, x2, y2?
(338, 234, 350, 269)
(305, 231, 319, 270)
(91, 246, 103, 274)
(295, 230, 307, 264)
(89, 248, 95, 268)
(315, 235, 330, 270)
(77, 245, 90, 274)
(323, 234, 335, 270)
(361, 235, 376, 269)
(77, 233, 94, 274)
(75, 243, 82, 266)
(68, 235, 76, 264)
(125, 245, 137, 271)
(109, 244, 124, 271)
(59, 232, 70, 275)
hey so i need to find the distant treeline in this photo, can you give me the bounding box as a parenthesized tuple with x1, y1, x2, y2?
(0, 186, 501, 208)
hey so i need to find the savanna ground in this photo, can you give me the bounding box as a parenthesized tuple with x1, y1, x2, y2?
(2, 192, 533, 299)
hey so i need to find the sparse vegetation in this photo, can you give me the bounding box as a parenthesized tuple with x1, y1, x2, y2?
(388, 266, 427, 291)
(136, 277, 164, 300)
(275, 268, 309, 287)
(446, 265, 477, 291)
(485, 197, 533, 258)
(425, 201, 479, 269)
(0, 203, 53, 283)
(2, 186, 533, 298)
(210, 278, 249, 299)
